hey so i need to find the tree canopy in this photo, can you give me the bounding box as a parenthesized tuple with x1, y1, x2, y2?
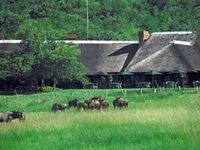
(0, 7, 87, 91)
(0, 0, 199, 40)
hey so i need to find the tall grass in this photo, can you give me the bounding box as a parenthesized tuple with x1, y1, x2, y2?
(0, 88, 200, 149)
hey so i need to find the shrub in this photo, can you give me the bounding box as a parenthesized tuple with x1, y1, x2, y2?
(42, 86, 54, 92)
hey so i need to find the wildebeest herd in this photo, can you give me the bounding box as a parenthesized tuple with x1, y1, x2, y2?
(0, 96, 128, 123)
(52, 96, 128, 112)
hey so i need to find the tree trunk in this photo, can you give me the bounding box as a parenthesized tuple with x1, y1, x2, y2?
(29, 80, 34, 91)
(41, 78, 44, 91)
(53, 78, 58, 91)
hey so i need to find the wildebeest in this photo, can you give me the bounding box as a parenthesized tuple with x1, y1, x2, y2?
(67, 99, 79, 108)
(0, 111, 25, 123)
(10, 111, 25, 120)
(84, 99, 95, 110)
(193, 80, 200, 87)
(0, 112, 12, 122)
(77, 102, 88, 111)
(85, 97, 109, 110)
(99, 99, 109, 109)
(113, 97, 128, 108)
(76, 96, 109, 111)
(51, 103, 68, 112)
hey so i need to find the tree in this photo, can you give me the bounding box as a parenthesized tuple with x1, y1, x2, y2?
(0, 0, 200, 40)
(17, 18, 87, 90)
(0, 44, 35, 90)
(32, 41, 87, 90)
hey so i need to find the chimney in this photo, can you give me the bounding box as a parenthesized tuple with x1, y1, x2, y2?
(138, 31, 150, 47)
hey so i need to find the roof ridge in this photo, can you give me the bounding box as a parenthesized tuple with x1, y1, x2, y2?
(152, 31, 193, 35)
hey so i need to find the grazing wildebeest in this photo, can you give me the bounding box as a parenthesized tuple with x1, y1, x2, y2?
(113, 97, 128, 108)
(0, 112, 13, 122)
(84, 99, 100, 110)
(99, 100, 109, 109)
(76, 96, 109, 111)
(193, 80, 200, 87)
(67, 99, 79, 108)
(83, 99, 93, 110)
(51, 103, 68, 112)
(77, 102, 88, 111)
(93, 100, 101, 110)
(86, 97, 109, 110)
(9, 111, 25, 121)
(0, 111, 25, 122)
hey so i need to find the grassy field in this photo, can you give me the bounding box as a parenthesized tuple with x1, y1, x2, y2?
(0, 88, 200, 150)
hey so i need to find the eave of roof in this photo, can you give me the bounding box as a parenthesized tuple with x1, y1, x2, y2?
(0, 40, 138, 44)
(63, 40, 138, 44)
(0, 40, 22, 44)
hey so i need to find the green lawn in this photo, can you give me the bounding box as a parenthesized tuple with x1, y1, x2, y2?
(0, 88, 200, 150)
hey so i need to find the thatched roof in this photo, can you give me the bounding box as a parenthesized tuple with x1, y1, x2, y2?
(127, 31, 200, 72)
(0, 42, 25, 53)
(0, 40, 139, 75)
(78, 42, 138, 75)
(1, 34, 199, 74)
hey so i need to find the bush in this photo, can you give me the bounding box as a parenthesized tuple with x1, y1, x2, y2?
(42, 86, 54, 92)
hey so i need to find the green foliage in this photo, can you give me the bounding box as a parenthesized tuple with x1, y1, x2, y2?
(1, 0, 199, 40)
(1, 9, 87, 87)
(0, 49, 34, 78)
(42, 86, 54, 92)
(17, 18, 87, 87)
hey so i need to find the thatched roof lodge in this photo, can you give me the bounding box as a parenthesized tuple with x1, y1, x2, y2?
(0, 40, 139, 88)
(0, 31, 200, 88)
(127, 31, 200, 73)
(127, 31, 200, 87)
